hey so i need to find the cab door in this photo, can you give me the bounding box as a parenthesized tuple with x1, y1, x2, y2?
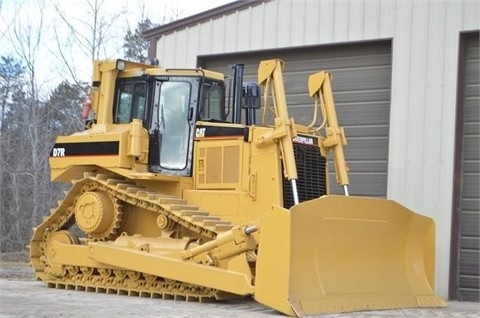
(148, 77, 200, 176)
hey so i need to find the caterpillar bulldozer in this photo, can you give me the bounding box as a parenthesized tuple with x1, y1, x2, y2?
(29, 58, 445, 316)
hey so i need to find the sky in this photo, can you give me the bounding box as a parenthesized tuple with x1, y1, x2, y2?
(0, 0, 235, 94)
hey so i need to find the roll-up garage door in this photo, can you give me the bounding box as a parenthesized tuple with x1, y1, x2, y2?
(451, 32, 480, 302)
(198, 41, 392, 197)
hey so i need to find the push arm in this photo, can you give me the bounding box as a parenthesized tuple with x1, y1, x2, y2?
(308, 71, 350, 195)
(256, 59, 299, 204)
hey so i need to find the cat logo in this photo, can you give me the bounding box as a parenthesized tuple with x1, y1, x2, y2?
(195, 127, 206, 138)
(293, 136, 314, 145)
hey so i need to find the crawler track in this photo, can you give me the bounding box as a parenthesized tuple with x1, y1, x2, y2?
(29, 172, 236, 301)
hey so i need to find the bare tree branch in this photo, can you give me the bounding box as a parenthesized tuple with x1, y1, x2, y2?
(51, 25, 88, 93)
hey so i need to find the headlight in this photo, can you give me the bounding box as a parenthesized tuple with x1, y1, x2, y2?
(116, 60, 126, 71)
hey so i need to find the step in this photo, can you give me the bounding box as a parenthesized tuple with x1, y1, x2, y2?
(136, 191, 154, 198)
(169, 204, 198, 211)
(180, 210, 209, 217)
(157, 197, 186, 205)
(116, 183, 135, 190)
(203, 220, 231, 227)
(126, 187, 146, 194)
(191, 215, 221, 222)
(95, 174, 110, 181)
(106, 178, 128, 185)
(215, 224, 234, 231)
(83, 172, 96, 178)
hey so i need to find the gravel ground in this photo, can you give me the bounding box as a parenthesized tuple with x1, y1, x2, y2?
(0, 252, 34, 281)
(0, 252, 478, 318)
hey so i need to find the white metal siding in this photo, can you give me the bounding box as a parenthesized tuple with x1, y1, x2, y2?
(154, 0, 480, 299)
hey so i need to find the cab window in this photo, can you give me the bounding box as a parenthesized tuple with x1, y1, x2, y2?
(115, 82, 147, 124)
(198, 81, 225, 121)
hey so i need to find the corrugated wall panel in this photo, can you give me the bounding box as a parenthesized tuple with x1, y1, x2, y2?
(304, 1, 320, 44)
(202, 21, 217, 54)
(248, 5, 264, 50)
(363, 1, 380, 38)
(348, 1, 365, 39)
(276, 0, 291, 46)
(175, 29, 188, 66)
(463, 1, 480, 29)
(290, 2, 306, 46)
(378, 1, 395, 37)
(211, 17, 225, 52)
(403, 1, 429, 210)
(421, 2, 448, 219)
(318, 1, 335, 42)
(223, 14, 235, 52)
(333, 1, 349, 40)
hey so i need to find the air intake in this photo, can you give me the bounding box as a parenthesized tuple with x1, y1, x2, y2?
(283, 141, 327, 209)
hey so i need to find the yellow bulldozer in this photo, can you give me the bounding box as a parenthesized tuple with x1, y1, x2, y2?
(29, 58, 445, 316)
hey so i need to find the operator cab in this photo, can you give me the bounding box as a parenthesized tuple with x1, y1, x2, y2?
(113, 74, 225, 176)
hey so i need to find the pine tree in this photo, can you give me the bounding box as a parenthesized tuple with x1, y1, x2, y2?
(123, 19, 155, 63)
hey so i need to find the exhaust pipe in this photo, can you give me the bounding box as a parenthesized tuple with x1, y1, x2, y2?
(230, 65, 261, 126)
(231, 64, 244, 124)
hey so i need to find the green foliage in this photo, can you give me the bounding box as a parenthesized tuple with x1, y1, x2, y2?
(123, 18, 155, 63)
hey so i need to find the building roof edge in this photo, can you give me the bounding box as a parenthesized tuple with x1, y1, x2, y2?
(143, 0, 269, 39)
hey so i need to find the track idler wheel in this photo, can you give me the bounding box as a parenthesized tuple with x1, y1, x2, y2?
(44, 230, 79, 277)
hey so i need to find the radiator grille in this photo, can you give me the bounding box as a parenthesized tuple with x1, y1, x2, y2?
(283, 142, 327, 209)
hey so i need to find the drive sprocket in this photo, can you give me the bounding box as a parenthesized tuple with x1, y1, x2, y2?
(74, 190, 123, 240)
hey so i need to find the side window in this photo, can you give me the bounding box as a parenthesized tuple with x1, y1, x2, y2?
(115, 82, 147, 124)
(199, 81, 224, 121)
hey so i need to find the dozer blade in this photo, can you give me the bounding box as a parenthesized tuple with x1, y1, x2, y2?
(254, 195, 446, 317)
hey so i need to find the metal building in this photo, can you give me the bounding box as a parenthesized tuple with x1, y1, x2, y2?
(144, 0, 480, 302)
